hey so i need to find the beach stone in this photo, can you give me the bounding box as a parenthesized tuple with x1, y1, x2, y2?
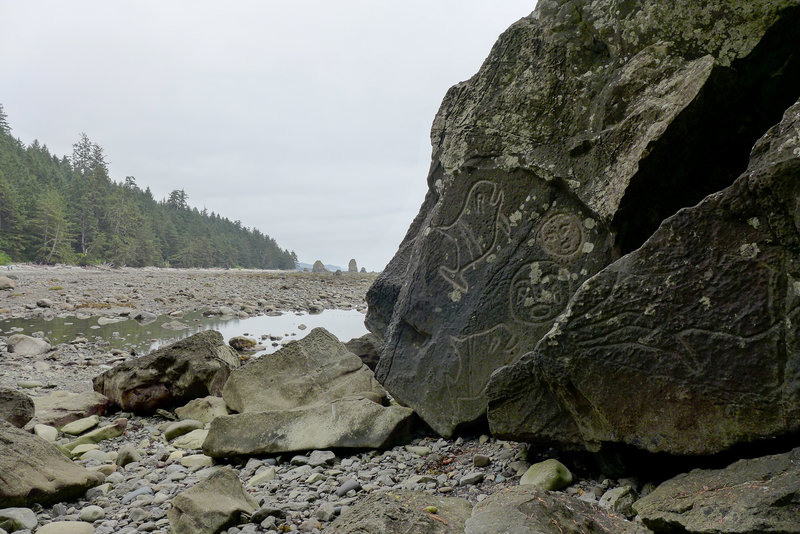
(64, 419, 128, 451)
(367, 0, 800, 437)
(633, 447, 800, 533)
(323, 490, 472, 533)
(36, 522, 95, 534)
(246, 468, 276, 487)
(6, 334, 50, 356)
(69, 444, 100, 456)
(79, 505, 105, 522)
(0, 389, 34, 428)
(93, 330, 240, 413)
(0, 276, 14, 290)
(222, 327, 386, 413)
(0, 420, 103, 507)
(599, 486, 637, 518)
(203, 397, 413, 457)
(520, 459, 573, 491)
(180, 454, 214, 469)
(489, 97, 800, 455)
(0, 508, 37, 532)
(165, 420, 204, 441)
(33, 424, 58, 442)
(60, 415, 100, 435)
(465, 486, 648, 534)
(115, 443, 141, 467)
(173, 429, 209, 450)
(228, 336, 256, 351)
(307, 450, 336, 467)
(168, 467, 258, 534)
(29, 390, 110, 429)
(175, 396, 229, 424)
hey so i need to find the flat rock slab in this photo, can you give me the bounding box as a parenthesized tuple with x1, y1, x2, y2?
(93, 330, 240, 413)
(322, 490, 472, 534)
(488, 98, 800, 455)
(168, 467, 257, 534)
(634, 447, 800, 533)
(203, 397, 414, 457)
(28, 390, 110, 429)
(222, 327, 386, 413)
(466, 486, 649, 534)
(0, 420, 103, 507)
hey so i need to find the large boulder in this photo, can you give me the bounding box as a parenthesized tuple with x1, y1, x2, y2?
(312, 260, 328, 273)
(0, 420, 103, 507)
(488, 98, 800, 455)
(93, 330, 240, 414)
(168, 467, 258, 534)
(27, 390, 110, 429)
(633, 447, 800, 533)
(0, 389, 34, 428)
(322, 490, 472, 534)
(203, 397, 414, 457)
(465, 486, 649, 534)
(6, 334, 51, 356)
(366, 1, 800, 436)
(222, 327, 386, 413)
(348, 258, 358, 272)
(344, 332, 383, 371)
(0, 276, 14, 290)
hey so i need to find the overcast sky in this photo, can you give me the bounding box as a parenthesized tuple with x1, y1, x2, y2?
(1, 1, 535, 271)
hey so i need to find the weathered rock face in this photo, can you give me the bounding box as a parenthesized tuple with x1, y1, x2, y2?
(203, 397, 413, 457)
(633, 447, 800, 533)
(344, 332, 383, 371)
(488, 98, 800, 455)
(466, 486, 649, 534)
(0, 420, 103, 507)
(322, 489, 472, 534)
(93, 330, 240, 414)
(0, 389, 34, 428)
(312, 260, 328, 273)
(348, 259, 358, 272)
(367, 0, 800, 436)
(222, 327, 386, 413)
(27, 390, 110, 429)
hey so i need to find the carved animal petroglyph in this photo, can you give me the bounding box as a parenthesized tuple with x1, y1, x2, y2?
(434, 181, 510, 293)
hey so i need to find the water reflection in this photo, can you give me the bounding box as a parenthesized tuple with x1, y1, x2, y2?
(0, 309, 368, 357)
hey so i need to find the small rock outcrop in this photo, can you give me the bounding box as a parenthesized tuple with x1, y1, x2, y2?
(0, 420, 103, 507)
(633, 447, 800, 533)
(312, 260, 328, 273)
(168, 467, 258, 534)
(466, 486, 649, 534)
(203, 397, 414, 457)
(93, 330, 239, 414)
(488, 98, 800, 455)
(0, 389, 34, 428)
(222, 327, 386, 413)
(348, 259, 358, 272)
(366, 0, 800, 437)
(322, 489, 472, 534)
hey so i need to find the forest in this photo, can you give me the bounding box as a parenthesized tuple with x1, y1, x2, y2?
(0, 104, 297, 269)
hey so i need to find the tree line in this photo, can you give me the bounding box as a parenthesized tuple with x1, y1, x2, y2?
(0, 104, 297, 269)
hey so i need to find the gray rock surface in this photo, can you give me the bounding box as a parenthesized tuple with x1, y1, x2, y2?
(0, 420, 103, 507)
(322, 489, 472, 534)
(519, 459, 573, 491)
(6, 334, 50, 356)
(489, 97, 800, 455)
(0, 276, 14, 290)
(28, 390, 110, 429)
(0, 508, 37, 532)
(222, 327, 386, 413)
(348, 259, 358, 273)
(633, 447, 800, 533)
(175, 396, 229, 424)
(466, 486, 649, 534)
(93, 330, 240, 413)
(203, 397, 414, 457)
(312, 260, 328, 273)
(0, 389, 34, 428)
(168, 467, 258, 534)
(367, 0, 800, 437)
(344, 332, 382, 371)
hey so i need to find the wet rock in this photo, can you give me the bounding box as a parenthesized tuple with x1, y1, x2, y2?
(0, 389, 34, 428)
(367, 0, 800, 437)
(322, 490, 472, 534)
(0, 420, 103, 507)
(634, 447, 800, 533)
(222, 327, 386, 414)
(466, 486, 649, 534)
(168, 467, 258, 534)
(203, 397, 414, 457)
(93, 330, 240, 414)
(489, 98, 800, 455)
(6, 334, 50, 356)
(228, 336, 256, 351)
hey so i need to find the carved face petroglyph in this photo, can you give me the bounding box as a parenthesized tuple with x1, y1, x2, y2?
(538, 212, 583, 260)
(510, 261, 571, 323)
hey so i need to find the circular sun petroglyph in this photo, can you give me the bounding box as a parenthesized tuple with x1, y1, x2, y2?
(510, 261, 571, 324)
(537, 212, 583, 260)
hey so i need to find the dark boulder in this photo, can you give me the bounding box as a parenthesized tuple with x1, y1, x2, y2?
(344, 332, 383, 371)
(0, 388, 34, 428)
(488, 98, 800, 455)
(93, 330, 240, 414)
(367, 0, 800, 436)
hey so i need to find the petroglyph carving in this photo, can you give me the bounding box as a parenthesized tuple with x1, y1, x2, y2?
(538, 212, 583, 260)
(435, 181, 510, 293)
(447, 325, 520, 403)
(510, 261, 571, 323)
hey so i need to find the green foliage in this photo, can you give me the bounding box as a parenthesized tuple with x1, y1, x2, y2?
(0, 105, 297, 269)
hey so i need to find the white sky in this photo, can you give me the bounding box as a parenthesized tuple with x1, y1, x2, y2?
(1, 1, 536, 271)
